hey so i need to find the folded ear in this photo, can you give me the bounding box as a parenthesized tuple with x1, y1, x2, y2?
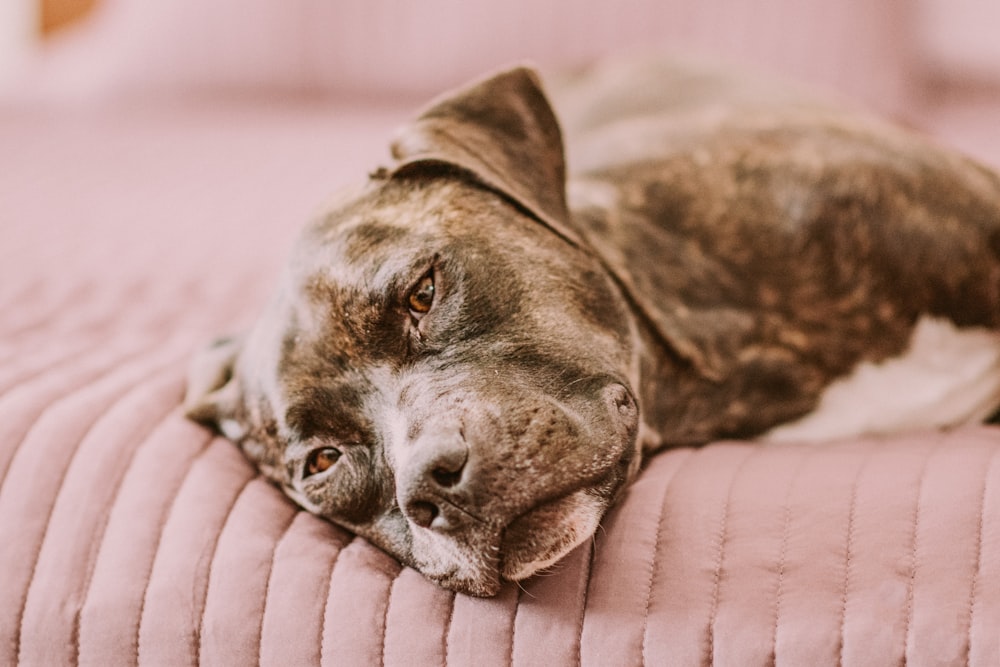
(184, 334, 245, 438)
(390, 65, 584, 248)
(392, 66, 728, 380)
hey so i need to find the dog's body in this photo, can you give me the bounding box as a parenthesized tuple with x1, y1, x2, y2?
(186, 58, 1000, 596)
(550, 58, 1000, 447)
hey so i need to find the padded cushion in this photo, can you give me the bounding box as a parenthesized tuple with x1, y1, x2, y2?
(3, 104, 1000, 666)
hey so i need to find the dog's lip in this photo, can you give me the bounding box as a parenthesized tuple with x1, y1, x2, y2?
(498, 487, 607, 582)
(408, 528, 505, 597)
(427, 559, 504, 597)
(405, 491, 593, 596)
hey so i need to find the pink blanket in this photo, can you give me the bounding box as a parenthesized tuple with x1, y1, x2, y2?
(3, 100, 1000, 665)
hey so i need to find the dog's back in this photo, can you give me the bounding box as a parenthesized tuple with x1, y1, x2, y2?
(549, 56, 856, 171)
(549, 56, 1000, 445)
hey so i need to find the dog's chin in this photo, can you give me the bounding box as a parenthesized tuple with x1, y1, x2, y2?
(408, 524, 505, 597)
(408, 489, 606, 597)
(499, 488, 606, 583)
(425, 564, 505, 598)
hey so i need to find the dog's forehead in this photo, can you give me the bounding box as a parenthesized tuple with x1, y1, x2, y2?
(251, 182, 481, 413)
(248, 174, 635, 425)
(293, 180, 480, 284)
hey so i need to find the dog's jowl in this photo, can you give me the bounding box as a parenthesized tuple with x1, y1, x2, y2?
(185, 59, 1000, 596)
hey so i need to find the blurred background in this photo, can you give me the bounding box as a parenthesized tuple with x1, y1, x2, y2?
(1, 0, 998, 165)
(2, 0, 999, 305)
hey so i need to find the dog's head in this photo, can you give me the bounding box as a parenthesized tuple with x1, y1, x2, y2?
(184, 67, 643, 596)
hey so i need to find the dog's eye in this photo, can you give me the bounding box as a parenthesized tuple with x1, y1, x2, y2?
(304, 447, 341, 477)
(407, 272, 435, 316)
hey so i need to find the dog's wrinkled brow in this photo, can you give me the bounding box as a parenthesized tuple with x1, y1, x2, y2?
(283, 381, 370, 443)
(342, 221, 410, 262)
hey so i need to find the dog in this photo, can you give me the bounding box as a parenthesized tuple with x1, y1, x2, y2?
(184, 57, 1000, 597)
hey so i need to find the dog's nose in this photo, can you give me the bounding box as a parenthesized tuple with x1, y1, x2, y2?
(399, 428, 470, 530)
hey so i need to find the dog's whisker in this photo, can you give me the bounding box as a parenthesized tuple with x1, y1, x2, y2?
(556, 374, 605, 397)
(514, 579, 536, 598)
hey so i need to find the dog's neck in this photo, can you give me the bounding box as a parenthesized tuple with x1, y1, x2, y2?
(565, 175, 843, 449)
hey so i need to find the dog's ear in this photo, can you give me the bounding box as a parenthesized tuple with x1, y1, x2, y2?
(184, 335, 245, 438)
(391, 66, 728, 380)
(390, 65, 584, 248)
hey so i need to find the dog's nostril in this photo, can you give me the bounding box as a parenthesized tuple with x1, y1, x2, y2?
(431, 466, 462, 488)
(408, 500, 439, 529)
(605, 383, 637, 417)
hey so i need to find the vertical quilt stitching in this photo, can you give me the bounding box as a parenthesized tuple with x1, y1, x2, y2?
(0, 336, 100, 399)
(769, 446, 814, 663)
(194, 473, 259, 665)
(319, 534, 353, 666)
(442, 589, 457, 666)
(834, 442, 880, 666)
(638, 448, 698, 664)
(134, 433, 214, 665)
(573, 539, 596, 667)
(74, 397, 190, 667)
(379, 565, 406, 667)
(2, 281, 100, 341)
(508, 586, 522, 667)
(965, 440, 997, 665)
(705, 446, 757, 663)
(0, 338, 164, 502)
(901, 434, 942, 664)
(12, 349, 183, 667)
(256, 508, 300, 666)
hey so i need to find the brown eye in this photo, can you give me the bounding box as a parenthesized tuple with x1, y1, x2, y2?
(408, 272, 435, 315)
(305, 447, 341, 477)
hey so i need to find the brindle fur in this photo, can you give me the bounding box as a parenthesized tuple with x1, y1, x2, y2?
(185, 58, 1000, 596)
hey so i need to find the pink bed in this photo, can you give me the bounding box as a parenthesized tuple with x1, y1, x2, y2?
(4, 2, 1000, 664)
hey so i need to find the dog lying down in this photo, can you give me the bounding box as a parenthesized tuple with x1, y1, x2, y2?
(184, 58, 1000, 597)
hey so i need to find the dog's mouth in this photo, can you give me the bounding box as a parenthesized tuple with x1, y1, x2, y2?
(403, 441, 637, 596)
(499, 488, 606, 581)
(407, 487, 607, 596)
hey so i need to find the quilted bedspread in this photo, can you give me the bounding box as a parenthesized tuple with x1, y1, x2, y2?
(3, 102, 1000, 666)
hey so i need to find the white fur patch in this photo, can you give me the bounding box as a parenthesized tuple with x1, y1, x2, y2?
(762, 316, 1000, 444)
(218, 418, 247, 442)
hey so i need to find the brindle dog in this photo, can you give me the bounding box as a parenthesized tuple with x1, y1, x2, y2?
(185, 58, 1000, 596)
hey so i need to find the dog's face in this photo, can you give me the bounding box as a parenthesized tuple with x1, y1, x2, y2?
(185, 68, 643, 596)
